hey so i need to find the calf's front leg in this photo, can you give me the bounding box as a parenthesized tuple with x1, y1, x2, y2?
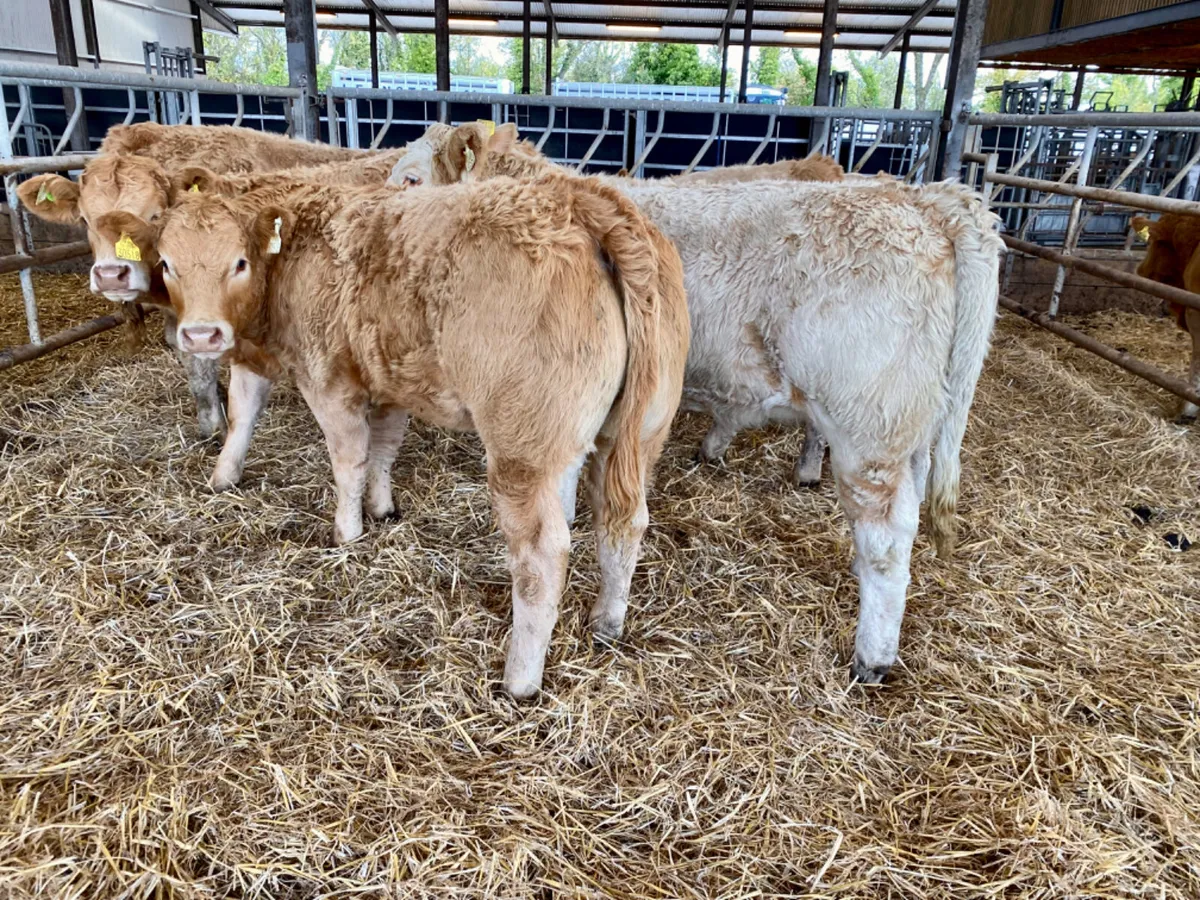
(162, 308, 226, 439)
(210, 363, 273, 490)
(365, 406, 409, 518)
(298, 383, 371, 544)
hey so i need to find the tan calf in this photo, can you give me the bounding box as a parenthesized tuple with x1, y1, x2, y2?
(17, 143, 406, 438)
(1132, 214, 1200, 421)
(150, 173, 688, 698)
(100, 121, 373, 171)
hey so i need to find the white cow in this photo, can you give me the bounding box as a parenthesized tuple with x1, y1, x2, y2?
(392, 124, 1004, 683)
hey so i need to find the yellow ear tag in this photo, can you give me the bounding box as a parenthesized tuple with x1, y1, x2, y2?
(189, 182, 201, 193)
(463, 147, 476, 179)
(1136, 225, 1150, 242)
(267, 217, 282, 255)
(115, 233, 142, 262)
(36, 183, 56, 205)
(478, 119, 495, 137)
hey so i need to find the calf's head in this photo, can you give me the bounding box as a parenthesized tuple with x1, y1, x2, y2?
(155, 195, 290, 358)
(389, 121, 518, 188)
(17, 155, 174, 302)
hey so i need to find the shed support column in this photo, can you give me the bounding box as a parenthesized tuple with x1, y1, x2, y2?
(719, 40, 730, 103)
(814, 0, 838, 106)
(545, 29, 553, 94)
(936, 0, 988, 180)
(893, 31, 909, 109)
(84, 0, 103, 68)
(1071, 66, 1086, 110)
(435, 0, 450, 92)
(284, 0, 319, 140)
(521, 0, 531, 94)
(48, 0, 89, 150)
(737, 0, 754, 104)
(369, 14, 379, 89)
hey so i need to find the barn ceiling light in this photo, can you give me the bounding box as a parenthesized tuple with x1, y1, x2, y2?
(449, 18, 497, 27)
(316, 12, 337, 21)
(607, 24, 661, 34)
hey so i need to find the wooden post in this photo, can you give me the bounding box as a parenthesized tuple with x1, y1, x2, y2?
(814, 0, 838, 106)
(737, 0, 754, 104)
(545, 25, 554, 94)
(893, 31, 909, 109)
(1071, 66, 1086, 109)
(283, 0, 319, 139)
(936, 0, 988, 180)
(435, 0, 450, 92)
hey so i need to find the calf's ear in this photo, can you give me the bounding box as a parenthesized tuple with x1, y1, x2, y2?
(251, 206, 292, 257)
(1130, 216, 1153, 242)
(94, 210, 159, 261)
(170, 166, 224, 202)
(445, 122, 490, 182)
(17, 174, 82, 225)
(488, 122, 518, 156)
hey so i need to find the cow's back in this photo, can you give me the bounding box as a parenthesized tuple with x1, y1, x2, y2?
(101, 122, 370, 174)
(625, 179, 963, 454)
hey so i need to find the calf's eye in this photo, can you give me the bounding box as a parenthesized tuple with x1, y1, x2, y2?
(404, 173, 421, 186)
(235, 258, 248, 274)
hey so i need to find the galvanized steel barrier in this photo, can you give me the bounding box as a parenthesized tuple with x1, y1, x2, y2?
(965, 110, 1200, 409)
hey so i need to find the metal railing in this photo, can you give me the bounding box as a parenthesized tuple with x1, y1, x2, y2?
(323, 85, 942, 180)
(965, 110, 1200, 410)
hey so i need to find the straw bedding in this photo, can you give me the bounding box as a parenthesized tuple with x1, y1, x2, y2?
(1, 273, 1198, 898)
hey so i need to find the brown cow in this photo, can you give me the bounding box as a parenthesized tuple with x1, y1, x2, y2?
(668, 153, 845, 185)
(149, 172, 689, 698)
(1132, 214, 1200, 421)
(99, 121, 372, 171)
(16, 140, 405, 437)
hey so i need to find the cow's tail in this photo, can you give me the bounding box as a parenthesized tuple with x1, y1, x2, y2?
(567, 176, 663, 537)
(926, 183, 1004, 558)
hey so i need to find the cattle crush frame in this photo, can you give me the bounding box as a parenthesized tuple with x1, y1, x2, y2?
(964, 110, 1200, 411)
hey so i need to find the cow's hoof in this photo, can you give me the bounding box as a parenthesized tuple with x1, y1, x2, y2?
(850, 657, 891, 685)
(333, 521, 364, 545)
(590, 616, 624, 646)
(792, 472, 822, 489)
(365, 493, 396, 520)
(504, 675, 541, 702)
(197, 413, 228, 441)
(1173, 414, 1197, 426)
(208, 470, 239, 492)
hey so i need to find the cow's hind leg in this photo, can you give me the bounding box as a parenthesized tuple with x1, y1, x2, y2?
(697, 406, 760, 465)
(299, 384, 371, 545)
(163, 309, 226, 439)
(490, 460, 571, 700)
(585, 425, 665, 643)
(793, 421, 828, 487)
(365, 406, 409, 518)
(557, 451, 587, 526)
(833, 454, 920, 685)
(210, 363, 273, 490)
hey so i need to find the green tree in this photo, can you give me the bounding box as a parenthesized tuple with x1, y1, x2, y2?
(846, 51, 884, 107)
(206, 27, 289, 86)
(504, 38, 588, 92)
(752, 47, 781, 86)
(624, 43, 719, 86)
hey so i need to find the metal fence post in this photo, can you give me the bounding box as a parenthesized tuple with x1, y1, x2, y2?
(1049, 125, 1098, 318)
(0, 91, 41, 344)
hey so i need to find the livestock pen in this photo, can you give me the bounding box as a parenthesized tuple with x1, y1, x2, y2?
(3, 71, 1200, 900)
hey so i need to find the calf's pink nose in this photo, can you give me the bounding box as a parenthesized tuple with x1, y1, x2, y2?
(93, 263, 131, 289)
(180, 326, 224, 353)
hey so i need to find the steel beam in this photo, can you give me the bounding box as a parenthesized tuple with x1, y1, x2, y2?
(361, 0, 398, 37)
(893, 29, 908, 108)
(369, 13, 379, 88)
(545, 2, 555, 94)
(191, 0, 239, 35)
(522, 0, 532, 94)
(737, 0, 755, 104)
(936, 0, 987, 180)
(879, 0, 938, 58)
(435, 0, 450, 92)
(717, 0, 737, 103)
(283, 0, 319, 139)
(813, 0, 838, 106)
